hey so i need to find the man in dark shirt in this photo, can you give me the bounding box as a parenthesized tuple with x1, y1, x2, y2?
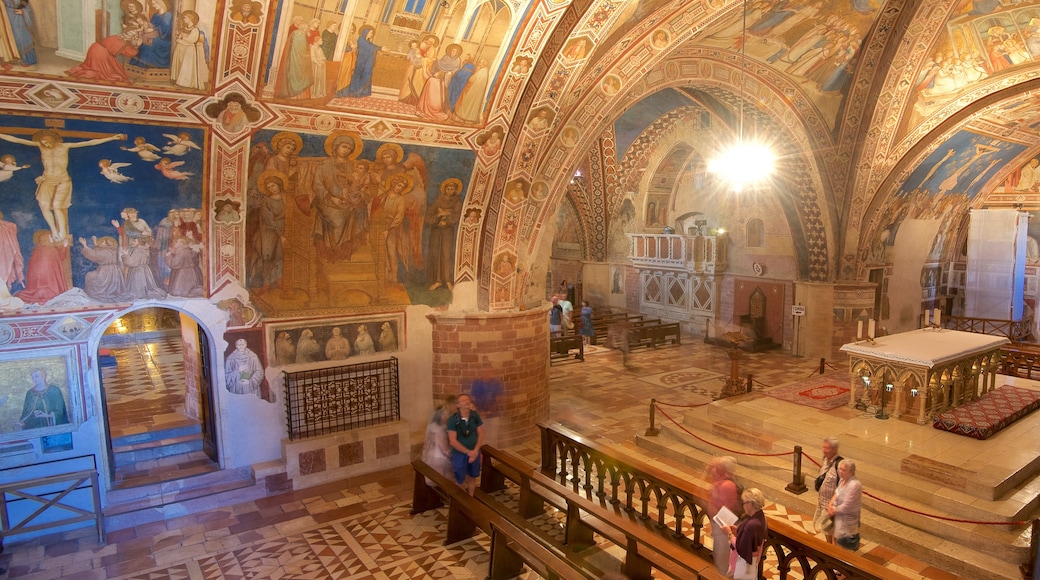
(447, 393, 484, 495)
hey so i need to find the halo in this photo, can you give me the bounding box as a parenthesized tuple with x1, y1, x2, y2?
(383, 172, 413, 192)
(440, 178, 463, 193)
(324, 132, 363, 158)
(270, 131, 302, 153)
(376, 143, 404, 164)
(257, 170, 289, 192)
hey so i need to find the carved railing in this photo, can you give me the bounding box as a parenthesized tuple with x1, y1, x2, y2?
(627, 233, 727, 274)
(999, 343, 1040, 379)
(283, 357, 400, 440)
(0, 455, 104, 549)
(539, 422, 891, 580)
(947, 315, 1032, 341)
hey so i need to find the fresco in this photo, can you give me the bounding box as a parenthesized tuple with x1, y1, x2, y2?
(1, 0, 218, 91)
(265, 313, 404, 368)
(0, 115, 205, 308)
(699, 0, 878, 127)
(263, 0, 505, 126)
(0, 349, 76, 437)
(246, 130, 473, 314)
(909, 0, 1040, 126)
(897, 130, 1025, 198)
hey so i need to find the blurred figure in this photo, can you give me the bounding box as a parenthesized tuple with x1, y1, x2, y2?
(813, 437, 843, 543)
(829, 459, 863, 551)
(706, 456, 741, 575)
(579, 300, 595, 345)
(549, 295, 563, 336)
(470, 368, 503, 447)
(722, 488, 767, 579)
(421, 395, 456, 485)
(608, 317, 631, 367)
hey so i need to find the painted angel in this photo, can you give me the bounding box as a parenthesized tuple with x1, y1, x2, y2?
(99, 159, 132, 183)
(121, 136, 162, 161)
(162, 132, 202, 156)
(155, 158, 194, 180)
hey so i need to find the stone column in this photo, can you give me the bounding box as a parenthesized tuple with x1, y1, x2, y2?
(427, 307, 550, 447)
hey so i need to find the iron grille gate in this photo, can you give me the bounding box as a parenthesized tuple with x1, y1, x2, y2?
(283, 357, 400, 440)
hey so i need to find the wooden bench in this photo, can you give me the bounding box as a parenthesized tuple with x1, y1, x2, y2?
(591, 314, 645, 345)
(629, 322, 681, 348)
(480, 446, 726, 580)
(550, 334, 584, 364)
(539, 422, 896, 580)
(411, 460, 593, 580)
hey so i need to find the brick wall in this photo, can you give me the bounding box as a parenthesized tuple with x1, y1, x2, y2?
(427, 307, 551, 446)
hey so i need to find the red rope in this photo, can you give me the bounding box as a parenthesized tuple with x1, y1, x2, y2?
(655, 400, 712, 408)
(752, 378, 776, 389)
(805, 367, 820, 378)
(653, 403, 793, 458)
(800, 452, 1025, 526)
(863, 490, 1029, 526)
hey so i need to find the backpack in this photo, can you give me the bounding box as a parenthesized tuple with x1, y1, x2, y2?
(728, 478, 746, 517)
(814, 455, 843, 492)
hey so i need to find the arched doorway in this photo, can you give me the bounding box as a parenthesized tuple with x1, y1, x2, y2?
(97, 307, 218, 489)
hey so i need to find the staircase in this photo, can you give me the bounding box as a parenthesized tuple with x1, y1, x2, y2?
(104, 424, 265, 531)
(635, 394, 1039, 580)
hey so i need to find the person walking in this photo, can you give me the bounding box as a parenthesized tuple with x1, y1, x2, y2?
(579, 300, 595, 344)
(829, 459, 863, 551)
(813, 436, 843, 543)
(447, 393, 484, 496)
(706, 456, 741, 575)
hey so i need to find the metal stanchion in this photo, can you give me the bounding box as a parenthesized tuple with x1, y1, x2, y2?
(785, 445, 808, 494)
(645, 398, 659, 436)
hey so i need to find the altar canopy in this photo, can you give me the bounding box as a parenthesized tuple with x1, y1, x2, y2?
(840, 329, 1009, 423)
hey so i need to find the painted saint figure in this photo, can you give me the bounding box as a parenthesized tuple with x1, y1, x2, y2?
(425, 178, 463, 290)
(129, 0, 175, 69)
(17, 369, 69, 430)
(170, 10, 208, 90)
(225, 338, 263, 396)
(339, 26, 387, 98)
(325, 327, 351, 360)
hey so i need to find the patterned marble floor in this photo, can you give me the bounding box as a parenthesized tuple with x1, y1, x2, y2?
(0, 336, 979, 579)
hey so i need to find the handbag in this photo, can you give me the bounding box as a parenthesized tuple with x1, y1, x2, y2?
(820, 516, 834, 534)
(814, 455, 842, 492)
(836, 533, 860, 551)
(731, 555, 760, 580)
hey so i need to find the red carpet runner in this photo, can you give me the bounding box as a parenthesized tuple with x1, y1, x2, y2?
(932, 385, 1040, 440)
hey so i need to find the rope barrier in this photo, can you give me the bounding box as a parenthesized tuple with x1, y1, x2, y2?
(862, 490, 1030, 526)
(655, 400, 712, 408)
(805, 367, 820, 379)
(653, 403, 794, 458)
(750, 377, 776, 389)
(800, 452, 1026, 526)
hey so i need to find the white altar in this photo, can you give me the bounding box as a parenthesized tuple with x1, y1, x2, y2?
(839, 329, 1009, 424)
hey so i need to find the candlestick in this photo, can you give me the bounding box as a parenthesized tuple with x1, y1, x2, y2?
(868, 319, 876, 339)
(933, 308, 941, 328)
(857, 320, 863, 339)
(923, 309, 930, 327)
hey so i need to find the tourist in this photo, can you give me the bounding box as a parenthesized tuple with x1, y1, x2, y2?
(558, 292, 574, 333)
(549, 295, 563, 336)
(814, 437, 843, 543)
(828, 459, 863, 551)
(421, 396, 456, 485)
(722, 488, 768, 580)
(447, 393, 484, 496)
(706, 456, 741, 574)
(579, 300, 594, 344)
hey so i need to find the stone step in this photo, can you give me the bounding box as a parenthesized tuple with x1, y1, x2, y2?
(678, 403, 1040, 522)
(104, 465, 259, 532)
(632, 432, 1023, 580)
(112, 432, 204, 466)
(702, 394, 1040, 503)
(111, 422, 202, 449)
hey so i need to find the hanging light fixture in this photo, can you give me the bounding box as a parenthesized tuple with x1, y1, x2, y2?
(707, 0, 776, 191)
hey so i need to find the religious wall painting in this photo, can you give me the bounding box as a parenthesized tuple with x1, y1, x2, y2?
(0, 348, 78, 438)
(218, 296, 257, 328)
(204, 93, 262, 135)
(246, 130, 475, 314)
(265, 313, 404, 369)
(223, 328, 273, 402)
(0, 115, 206, 308)
(601, 75, 622, 96)
(584, 0, 675, 68)
(646, 195, 670, 228)
(897, 130, 1025, 199)
(264, 0, 502, 127)
(476, 126, 504, 158)
(527, 108, 555, 133)
(908, 0, 1040, 127)
(229, 0, 263, 25)
(2, 0, 219, 92)
(697, 0, 879, 128)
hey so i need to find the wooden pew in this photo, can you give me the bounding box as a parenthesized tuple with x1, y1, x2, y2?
(550, 334, 584, 364)
(590, 313, 645, 345)
(539, 422, 896, 580)
(480, 446, 726, 580)
(411, 460, 594, 580)
(628, 322, 681, 348)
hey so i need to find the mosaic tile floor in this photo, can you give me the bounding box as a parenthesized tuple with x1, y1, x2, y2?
(0, 336, 980, 579)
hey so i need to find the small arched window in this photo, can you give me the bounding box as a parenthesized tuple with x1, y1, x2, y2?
(746, 218, 764, 247)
